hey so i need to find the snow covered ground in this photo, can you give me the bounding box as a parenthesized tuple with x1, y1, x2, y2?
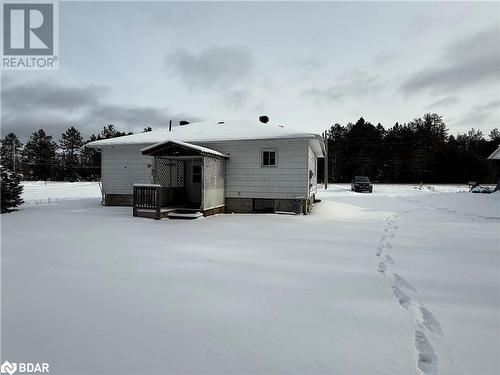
(1, 183, 499, 374)
(20, 181, 102, 204)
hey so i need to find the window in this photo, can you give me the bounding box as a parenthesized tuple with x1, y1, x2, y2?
(254, 199, 274, 212)
(262, 150, 277, 166)
(192, 165, 201, 183)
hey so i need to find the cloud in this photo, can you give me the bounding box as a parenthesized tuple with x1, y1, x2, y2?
(1, 78, 198, 141)
(82, 104, 189, 134)
(290, 57, 323, 73)
(165, 45, 255, 91)
(1, 78, 107, 113)
(221, 90, 252, 110)
(401, 28, 500, 95)
(303, 72, 381, 103)
(372, 51, 396, 65)
(454, 99, 500, 127)
(428, 96, 459, 108)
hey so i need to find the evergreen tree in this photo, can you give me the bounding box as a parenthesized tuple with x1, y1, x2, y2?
(326, 123, 348, 181)
(409, 113, 447, 182)
(0, 132, 22, 172)
(60, 126, 84, 180)
(489, 128, 500, 143)
(383, 122, 416, 182)
(100, 124, 127, 139)
(324, 114, 499, 184)
(143, 126, 152, 132)
(342, 117, 384, 180)
(80, 134, 101, 180)
(23, 129, 57, 181)
(1, 165, 24, 213)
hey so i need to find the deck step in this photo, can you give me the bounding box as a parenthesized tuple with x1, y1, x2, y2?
(167, 210, 203, 219)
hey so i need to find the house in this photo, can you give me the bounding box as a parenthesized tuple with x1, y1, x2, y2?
(86, 118, 326, 216)
(488, 145, 500, 192)
(487, 145, 500, 160)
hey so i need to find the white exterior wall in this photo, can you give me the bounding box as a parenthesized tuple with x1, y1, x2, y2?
(308, 144, 318, 198)
(202, 157, 225, 210)
(101, 144, 153, 195)
(199, 139, 309, 200)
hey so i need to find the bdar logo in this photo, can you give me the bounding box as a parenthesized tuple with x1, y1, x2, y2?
(0, 361, 17, 375)
(3, 3, 53, 55)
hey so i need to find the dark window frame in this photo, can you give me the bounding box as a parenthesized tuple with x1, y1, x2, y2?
(192, 165, 201, 183)
(261, 150, 277, 167)
(253, 198, 275, 213)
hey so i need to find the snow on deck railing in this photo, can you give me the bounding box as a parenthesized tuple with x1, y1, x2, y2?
(133, 183, 161, 187)
(133, 184, 162, 219)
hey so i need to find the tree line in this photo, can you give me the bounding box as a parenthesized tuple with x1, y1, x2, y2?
(320, 113, 499, 183)
(0, 124, 152, 182)
(1, 114, 499, 185)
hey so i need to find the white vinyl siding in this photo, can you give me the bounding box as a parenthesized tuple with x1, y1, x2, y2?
(101, 144, 153, 195)
(99, 138, 319, 201)
(308, 144, 318, 197)
(199, 139, 309, 200)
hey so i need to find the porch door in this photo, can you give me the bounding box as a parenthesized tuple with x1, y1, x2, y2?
(188, 160, 202, 204)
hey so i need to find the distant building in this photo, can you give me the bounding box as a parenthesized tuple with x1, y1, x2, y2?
(487, 145, 500, 160)
(488, 145, 500, 192)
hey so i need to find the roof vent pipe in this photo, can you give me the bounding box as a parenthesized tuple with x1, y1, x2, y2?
(259, 115, 269, 124)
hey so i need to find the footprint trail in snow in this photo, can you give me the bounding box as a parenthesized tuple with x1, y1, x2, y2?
(374, 211, 443, 374)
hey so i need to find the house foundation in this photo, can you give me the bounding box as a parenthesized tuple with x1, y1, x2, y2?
(225, 197, 313, 214)
(104, 193, 133, 206)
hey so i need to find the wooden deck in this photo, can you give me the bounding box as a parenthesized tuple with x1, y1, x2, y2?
(133, 184, 203, 220)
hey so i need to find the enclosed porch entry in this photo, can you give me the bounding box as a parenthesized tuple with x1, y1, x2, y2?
(132, 141, 227, 219)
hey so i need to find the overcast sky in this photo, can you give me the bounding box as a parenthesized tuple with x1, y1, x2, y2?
(1, 1, 499, 141)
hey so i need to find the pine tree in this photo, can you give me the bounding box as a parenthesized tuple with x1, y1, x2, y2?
(80, 134, 101, 180)
(322, 114, 500, 184)
(0, 132, 22, 172)
(1, 165, 24, 213)
(23, 129, 57, 181)
(100, 124, 127, 139)
(342, 117, 384, 180)
(326, 123, 348, 181)
(489, 128, 500, 143)
(60, 126, 84, 180)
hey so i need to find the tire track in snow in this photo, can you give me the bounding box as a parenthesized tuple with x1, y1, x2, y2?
(374, 211, 443, 374)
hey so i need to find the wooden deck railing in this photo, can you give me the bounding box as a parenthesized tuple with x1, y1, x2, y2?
(133, 184, 162, 219)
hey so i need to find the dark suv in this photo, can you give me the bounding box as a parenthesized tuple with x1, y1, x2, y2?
(351, 176, 373, 193)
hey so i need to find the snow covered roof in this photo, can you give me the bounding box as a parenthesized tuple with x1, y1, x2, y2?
(140, 140, 227, 158)
(488, 145, 500, 160)
(85, 120, 324, 149)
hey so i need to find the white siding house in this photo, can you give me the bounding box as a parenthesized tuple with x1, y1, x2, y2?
(86, 119, 326, 214)
(100, 144, 153, 198)
(200, 139, 308, 199)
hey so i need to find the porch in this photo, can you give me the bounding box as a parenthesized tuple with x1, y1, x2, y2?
(132, 140, 227, 219)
